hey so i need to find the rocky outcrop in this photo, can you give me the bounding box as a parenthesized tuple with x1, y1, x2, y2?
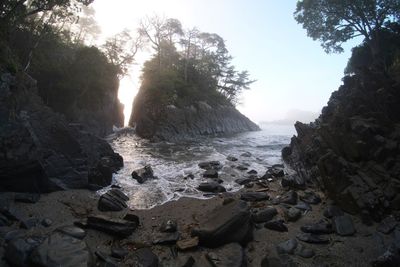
(129, 90, 260, 141)
(0, 72, 123, 192)
(282, 72, 400, 221)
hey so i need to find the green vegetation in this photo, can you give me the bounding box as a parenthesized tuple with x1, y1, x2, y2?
(137, 16, 255, 108)
(0, 0, 128, 124)
(294, 0, 400, 76)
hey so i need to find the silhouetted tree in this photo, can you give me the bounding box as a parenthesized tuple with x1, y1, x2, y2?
(294, 0, 400, 57)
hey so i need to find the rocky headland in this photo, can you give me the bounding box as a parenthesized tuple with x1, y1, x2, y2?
(282, 72, 400, 222)
(0, 71, 123, 192)
(130, 89, 260, 141)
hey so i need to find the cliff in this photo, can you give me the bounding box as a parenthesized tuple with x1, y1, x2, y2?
(129, 89, 260, 141)
(0, 71, 123, 192)
(282, 72, 400, 221)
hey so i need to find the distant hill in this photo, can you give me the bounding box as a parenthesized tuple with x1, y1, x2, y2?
(259, 109, 319, 126)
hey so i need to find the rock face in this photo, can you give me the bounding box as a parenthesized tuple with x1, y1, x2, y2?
(0, 72, 123, 192)
(129, 90, 260, 140)
(282, 73, 400, 220)
(191, 200, 253, 247)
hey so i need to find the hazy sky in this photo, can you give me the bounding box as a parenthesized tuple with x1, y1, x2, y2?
(93, 0, 359, 125)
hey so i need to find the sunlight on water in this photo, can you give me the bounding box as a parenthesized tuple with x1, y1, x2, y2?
(107, 125, 295, 209)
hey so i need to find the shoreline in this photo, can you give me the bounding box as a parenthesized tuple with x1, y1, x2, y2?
(0, 169, 394, 267)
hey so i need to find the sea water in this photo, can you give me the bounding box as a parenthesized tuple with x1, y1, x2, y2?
(106, 125, 295, 209)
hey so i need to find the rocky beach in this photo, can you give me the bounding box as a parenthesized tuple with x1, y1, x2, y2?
(1, 160, 398, 267)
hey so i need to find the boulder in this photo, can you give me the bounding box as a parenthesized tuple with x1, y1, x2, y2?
(14, 193, 40, 203)
(203, 169, 219, 178)
(301, 221, 334, 234)
(197, 182, 226, 193)
(126, 248, 159, 267)
(276, 239, 298, 255)
(296, 233, 330, 244)
(281, 175, 306, 189)
(240, 192, 269, 202)
(98, 189, 129, 212)
(131, 165, 155, 184)
(30, 232, 90, 267)
(86, 216, 137, 238)
(333, 215, 356, 236)
(5, 237, 43, 266)
(264, 220, 288, 232)
(252, 207, 278, 223)
(191, 200, 253, 247)
(206, 243, 245, 267)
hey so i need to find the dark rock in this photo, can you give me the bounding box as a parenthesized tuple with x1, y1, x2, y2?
(128, 248, 159, 267)
(235, 178, 252, 185)
(57, 225, 86, 239)
(131, 165, 155, 184)
(98, 189, 129, 212)
(281, 175, 306, 189)
(153, 232, 180, 245)
(377, 216, 398, 234)
(30, 232, 90, 267)
(0, 214, 11, 226)
(198, 182, 226, 193)
(264, 220, 288, 232)
(252, 207, 278, 223)
(276, 239, 298, 255)
(0, 73, 123, 193)
(301, 221, 334, 234)
(191, 200, 253, 247)
(95, 251, 119, 267)
(237, 165, 249, 171)
(123, 213, 140, 225)
(176, 237, 199, 251)
(261, 257, 286, 267)
(287, 207, 302, 222)
(20, 218, 40, 229)
(241, 152, 252, 157)
(199, 161, 222, 170)
(295, 243, 315, 258)
(203, 169, 218, 178)
(371, 244, 400, 267)
(295, 202, 312, 211)
(296, 233, 330, 244)
(280, 190, 298, 205)
(3, 229, 26, 242)
(248, 169, 258, 175)
(86, 216, 137, 238)
(111, 243, 128, 259)
(14, 193, 40, 203)
(323, 205, 344, 218)
(240, 192, 269, 202)
(164, 256, 196, 267)
(88, 156, 114, 187)
(5, 237, 43, 266)
(41, 218, 52, 227)
(263, 166, 285, 179)
(300, 191, 322, 204)
(1, 206, 24, 222)
(206, 243, 244, 267)
(160, 220, 177, 233)
(227, 156, 238, 162)
(333, 215, 356, 236)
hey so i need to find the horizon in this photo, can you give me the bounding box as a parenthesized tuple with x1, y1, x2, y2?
(93, 0, 360, 126)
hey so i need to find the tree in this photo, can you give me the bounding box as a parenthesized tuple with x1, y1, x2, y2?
(0, 0, 94, 33)
(102, 30, 143, 78)
(294, 0, 400, 55)
(139, 15, 183, 68)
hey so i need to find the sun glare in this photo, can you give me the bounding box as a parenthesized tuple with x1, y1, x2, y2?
(118, 75, 139, 126)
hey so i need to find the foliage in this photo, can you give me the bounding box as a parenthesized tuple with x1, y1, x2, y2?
(0, 0, 126, 125)
(138, 15, 254, 107)
(294, 0, 400, 54)
(345, 22, 400, 75)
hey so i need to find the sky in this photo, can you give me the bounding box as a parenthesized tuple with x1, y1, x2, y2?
(93, 0, 360, 125)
